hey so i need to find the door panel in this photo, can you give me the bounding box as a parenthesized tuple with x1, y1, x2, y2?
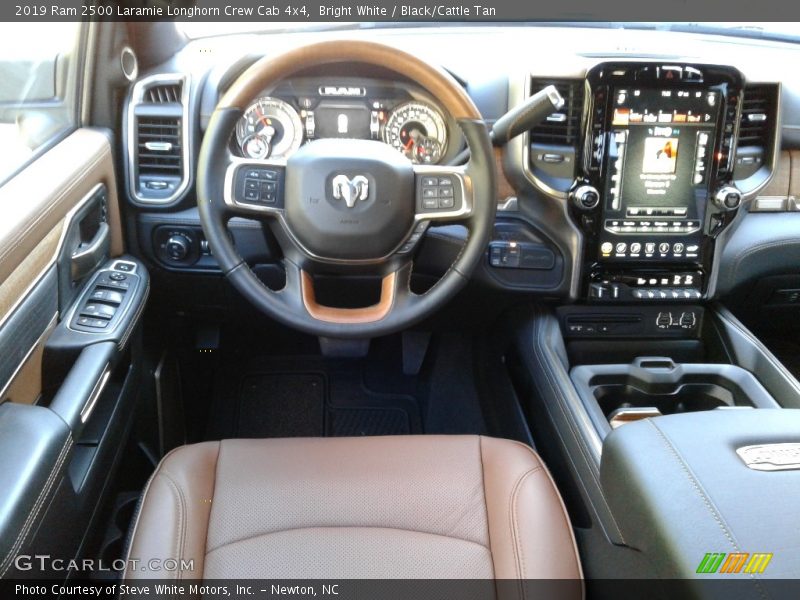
(0, 130, 123, 402)
(0, 268, 58, 404)
(0, 128, 124, 298)
(2, 319, 55, 406)
(0, 128, 148, 579)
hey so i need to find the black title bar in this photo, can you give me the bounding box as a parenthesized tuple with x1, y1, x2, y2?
(4, 0, 800, 22)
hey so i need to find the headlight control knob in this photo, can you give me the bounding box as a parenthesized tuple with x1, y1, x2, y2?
(165, 234, 191, 261)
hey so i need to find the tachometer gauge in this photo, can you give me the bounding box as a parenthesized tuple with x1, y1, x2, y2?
(383, 101, 448, 164)
(235, 97, 303, 159)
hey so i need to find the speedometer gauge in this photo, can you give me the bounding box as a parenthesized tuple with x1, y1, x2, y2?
(235, 97, 303, 159)
(383, 101, 448, 164)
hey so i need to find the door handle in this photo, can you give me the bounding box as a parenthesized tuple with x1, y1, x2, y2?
(71, 222, 110, 281)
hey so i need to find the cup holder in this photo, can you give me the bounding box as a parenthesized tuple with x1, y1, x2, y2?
(570, 358, 780, 437)
(595, 383, 738, 417)
(93, 491, 141, 579)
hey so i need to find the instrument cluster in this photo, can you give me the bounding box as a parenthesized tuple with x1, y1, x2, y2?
(232, 84, 450, 164)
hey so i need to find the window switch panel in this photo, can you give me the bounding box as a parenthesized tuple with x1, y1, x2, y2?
(88, 288, 124, 305)
(80, 303, 117, 320)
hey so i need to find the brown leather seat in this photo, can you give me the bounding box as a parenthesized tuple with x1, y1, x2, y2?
(124, 435, 582, 580)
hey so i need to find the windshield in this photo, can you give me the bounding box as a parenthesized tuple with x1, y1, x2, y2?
(179, 21, 800, 42)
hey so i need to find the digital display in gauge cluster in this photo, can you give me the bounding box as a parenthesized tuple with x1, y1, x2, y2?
(233, 85, 449, 164)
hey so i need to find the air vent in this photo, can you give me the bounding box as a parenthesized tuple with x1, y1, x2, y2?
(738, 84, 777, 148)
(145, 83, 182, 104)
(529, 78, 584, 146)
(734, 83, 778, 184)
(128, 74, 189, 205)
(136, 116, 182, 177)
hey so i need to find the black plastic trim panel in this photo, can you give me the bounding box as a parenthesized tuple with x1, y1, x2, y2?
(46, 257, 150, 355)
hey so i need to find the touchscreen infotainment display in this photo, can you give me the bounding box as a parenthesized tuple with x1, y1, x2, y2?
(604, 87, 720, 212)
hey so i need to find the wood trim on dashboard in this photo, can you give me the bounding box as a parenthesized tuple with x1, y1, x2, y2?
(789, 150, 800, 198)
(219, 40, 481, 121)
(300, 270, 395, 324)
(494, 147, 516, 203)
(758, 150, 791, 197)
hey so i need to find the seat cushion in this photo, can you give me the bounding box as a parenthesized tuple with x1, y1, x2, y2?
(124, 435, 581, 581)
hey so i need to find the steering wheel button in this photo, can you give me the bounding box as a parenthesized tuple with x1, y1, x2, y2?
(245, 179, 260, 191)
(438, 177, 453, 186)
(439, 197, 455, 209)
(439, 186, 454, 198)
(422, 188, 438, 199)
(263, 170, 278, 181)
(244, 189, 260, 201)
(421, 177, 438, 187)
(261, 181, 277, 194)
(422, 197, 438, 209)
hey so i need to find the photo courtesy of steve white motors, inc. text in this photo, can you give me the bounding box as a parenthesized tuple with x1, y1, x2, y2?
(14, 583, 340, 597)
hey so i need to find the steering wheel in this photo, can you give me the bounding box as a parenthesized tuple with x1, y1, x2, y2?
(197, 40, 495, 339)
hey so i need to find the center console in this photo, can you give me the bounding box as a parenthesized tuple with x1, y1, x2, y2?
(601, 409, 800, 583)
(504, 302, 800, 583)
(570, 63, 745, 303)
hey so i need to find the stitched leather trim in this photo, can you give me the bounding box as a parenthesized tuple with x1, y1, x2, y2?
(0, 436, 72, 576)
(204, 525, 491, 557)
(648, 420, 769, 600)
(476, 436, 496, 580)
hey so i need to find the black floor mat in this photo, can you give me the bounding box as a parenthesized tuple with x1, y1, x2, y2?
(326, 406, 410, 436)
(238, 373, 325, 438)
(210, 358, 420, 439)
(199, 332, 494, 441)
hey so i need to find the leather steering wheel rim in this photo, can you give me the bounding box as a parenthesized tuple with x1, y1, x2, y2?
(197, 40, 495, 339)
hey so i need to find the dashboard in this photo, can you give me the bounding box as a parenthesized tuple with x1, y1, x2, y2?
(230, 80, 455, 165)
(122, 26, 799, 312)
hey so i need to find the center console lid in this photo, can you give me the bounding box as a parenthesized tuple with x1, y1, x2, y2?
(601, 409, 800, 585)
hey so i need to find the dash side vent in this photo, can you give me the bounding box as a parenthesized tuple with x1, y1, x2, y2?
(738, 84, 777, 148)
(136, 116, 182, 178)
(529, 78, 584, 146)
(128, 74, 189, 205)
(145, 83, 182, 104)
